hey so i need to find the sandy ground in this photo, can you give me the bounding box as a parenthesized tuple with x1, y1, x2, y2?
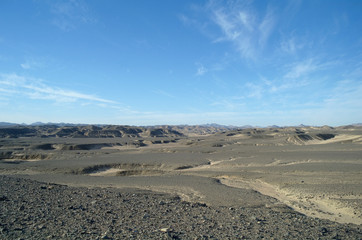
(1, 126, 362, 227)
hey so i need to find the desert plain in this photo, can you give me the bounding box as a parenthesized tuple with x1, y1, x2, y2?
(0, 124, 361, 239)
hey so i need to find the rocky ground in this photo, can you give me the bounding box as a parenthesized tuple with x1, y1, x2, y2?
(1, 175, 361, 240)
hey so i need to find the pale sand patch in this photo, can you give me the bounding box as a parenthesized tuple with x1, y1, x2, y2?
(307, 134, 362, 145)
(142, 142, 183, 148)
(88, 168, 121, 176)
(102, 142, 186, 151)
(228, 134, 251, 139)
(87, 167, 165, 177)
(2, 158, 43, 162)
(218, 176, 362, 225)
(24, 159, 43, 162)
(264, 159, 361, 167)
(186, 156, 254, 170)
(176, 158, 234, 171)
(210, 157, 238, 166)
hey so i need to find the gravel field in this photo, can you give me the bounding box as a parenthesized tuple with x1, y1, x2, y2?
(1, 175, 361, 240)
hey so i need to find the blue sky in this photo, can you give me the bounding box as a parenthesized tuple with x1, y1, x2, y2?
(1, 0, 362, 126)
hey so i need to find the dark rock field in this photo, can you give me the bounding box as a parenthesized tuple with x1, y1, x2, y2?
(1, 175, 361, 239)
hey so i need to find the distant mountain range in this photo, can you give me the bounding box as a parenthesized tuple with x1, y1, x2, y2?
(0, 122, 248, 129)
(0, 122, 94, 127)
(0, 124, 185, 138)
(0, 122, 257, 138)
(0, 121, 361, 129)
(0, 122, 18, 127)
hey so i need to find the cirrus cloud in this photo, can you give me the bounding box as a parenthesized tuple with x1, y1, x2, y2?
(210, 1, 276, 60)
(0, 73, 115, 104)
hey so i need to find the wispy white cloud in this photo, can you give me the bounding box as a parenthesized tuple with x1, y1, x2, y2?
(196, 64, 208, 76)
(344, 61, 362, 79)
(258, 6, 275, 47)
(152, 89, 175, 98)
(20, 63, 31, 70)
(20, 59, 44, 70)
(242, 73, 310, 101)
(284, 59, 317, 79)
(280, 35, 305, 55)
(195, 61, 226, 77)
(212, 9, 253, 59)
(325, 79, 362, 108)
(245, 82, 264, 98)
(211, 97, 245, 110)
(242, 59, 332, 98)
(0, 73, 115, 104)
(49, 0, 95, 31)
(238, 11, 253, 31)
(179, 14, 208, 33)
(26, 84, 114, 103)
(0, 73, 26, 87)
(284, 58, 338, 79)
(209, 1, 276, 60)
(269, 80, 308, 93)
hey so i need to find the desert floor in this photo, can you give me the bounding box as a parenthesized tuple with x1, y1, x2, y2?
(1, 126, 361, 239)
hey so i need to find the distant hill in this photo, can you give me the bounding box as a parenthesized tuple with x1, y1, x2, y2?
(1, 122, 361, 138)
(0, 125, 185, 138)
(0, 123, 254, 138)
(0, 122, 20, 127)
